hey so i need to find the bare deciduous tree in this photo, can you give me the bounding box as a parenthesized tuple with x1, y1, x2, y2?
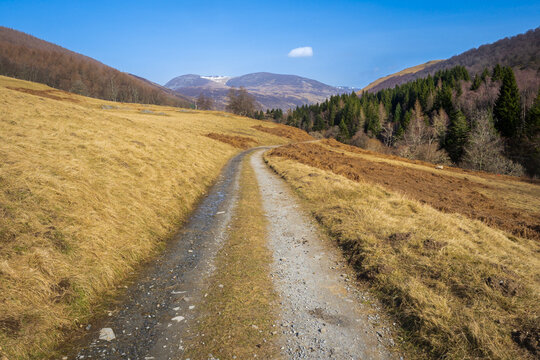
(432, 108, 449, 143)
(381, 121, 395, 146)
(461, 111, 524, 175)
(196, 93, 214, 110)
(402, 100, 434, 147)
(397, 100, 449, 164)
(226, 87, 257, 117)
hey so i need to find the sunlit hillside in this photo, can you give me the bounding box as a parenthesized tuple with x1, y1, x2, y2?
(361, 60, 443, 92)
(0, 75, 305, 359)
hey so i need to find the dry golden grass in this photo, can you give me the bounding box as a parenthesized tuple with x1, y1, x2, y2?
(0, 75, 293, 359)
(183, 153, 280, 359)
(315, 139, 540, 238)
(265, 153, 540, 359)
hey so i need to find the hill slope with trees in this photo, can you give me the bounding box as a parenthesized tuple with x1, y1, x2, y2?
(366, 27, 540, 93)
(0, 27, 192, 107)
(276, 65, 540, 176)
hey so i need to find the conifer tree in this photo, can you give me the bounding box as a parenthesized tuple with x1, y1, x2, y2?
(393, 103, 402, 124)
(480, 68, 490, 82)
(445, 109, 469, 163)
(338, 118, 350, 142)
(365, 102, 381, 135)
(492, 64, 503, 81)
(525, 89, 540, 136)
(493, 67, 522, 137)
(402, 109, 412, 133)
(314, 114, 325, 132)
(470, 74, 481, 91)
(329, 105, 336, 126)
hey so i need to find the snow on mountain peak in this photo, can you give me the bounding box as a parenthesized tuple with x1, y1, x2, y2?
(200, 75, 233, 85)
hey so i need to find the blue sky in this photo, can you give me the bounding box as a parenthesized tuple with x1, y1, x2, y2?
(1, 0, 538, 87)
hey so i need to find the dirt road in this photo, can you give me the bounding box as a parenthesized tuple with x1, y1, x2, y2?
(72, 150, 247, 359)
(69, 148, 396, 359)
(251, 150, 395, 359)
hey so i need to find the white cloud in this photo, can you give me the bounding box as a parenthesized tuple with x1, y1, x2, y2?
(288, 46, 313, 58)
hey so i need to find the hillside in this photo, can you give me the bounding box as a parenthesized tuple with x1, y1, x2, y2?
(265, 139, 540, 359)
(366, 27, 540, 93)
(286, 64, 540, 177)
(0, 75, 306, 359)
(362, 60, 443, 92)
(165, 72, 345, 110)
(0, 27, 192, 106)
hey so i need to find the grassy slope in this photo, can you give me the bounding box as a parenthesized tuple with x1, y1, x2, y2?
(0, 75, 294, 359)
(265, 149, 540, 359)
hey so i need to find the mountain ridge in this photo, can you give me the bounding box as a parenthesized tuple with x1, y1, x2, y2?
(165, 72, 350, 110)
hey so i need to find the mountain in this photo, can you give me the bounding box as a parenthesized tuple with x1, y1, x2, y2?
(0, 27, 192, 107)
(364, 27, 540, 93)
(165, 72, 346, 110)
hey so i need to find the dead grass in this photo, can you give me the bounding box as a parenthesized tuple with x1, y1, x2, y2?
(265, 151, 540, 359)
(206, 133, 258, 149)
(183, 153, 281, 359)
(270, 142, 540, 241)
(321, 139, 540, 214)
(252, 124, 314, 142)
(0, 75, 297, 359)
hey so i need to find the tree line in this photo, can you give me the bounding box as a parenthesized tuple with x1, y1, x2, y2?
(266, 65, 539, 177)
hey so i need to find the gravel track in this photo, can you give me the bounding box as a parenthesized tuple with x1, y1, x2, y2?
(251, 149, 396, 360)
(68, 147, 397, 360)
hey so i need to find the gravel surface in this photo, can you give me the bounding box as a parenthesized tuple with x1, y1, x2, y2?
(69, 150, 249, 359)
(251, 149, 397, 360)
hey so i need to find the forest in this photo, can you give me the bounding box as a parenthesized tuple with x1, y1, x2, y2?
(267, 65, 540, 177)
(0, 27, 190, 107)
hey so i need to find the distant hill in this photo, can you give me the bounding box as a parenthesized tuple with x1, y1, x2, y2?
(0, 27, 192, 107)
(362, 60, 443, 92)
(365, 27, 540, 93)
(165, 72, 346, 110)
